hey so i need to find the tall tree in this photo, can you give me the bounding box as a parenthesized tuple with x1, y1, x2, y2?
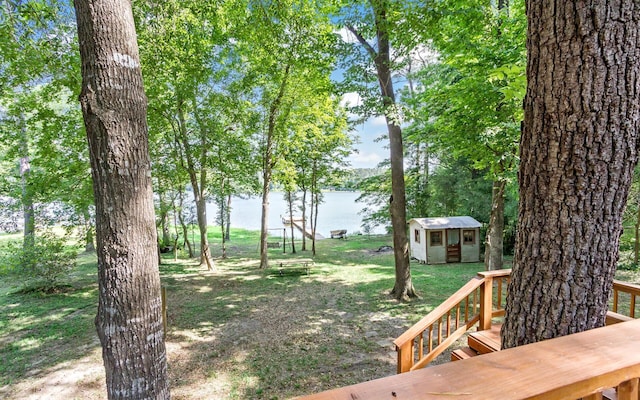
(229, 0, 339, 269)
(502, 0, 640, 348)
(343, 0, 417, 300)
(74, 0, 170, 397)
(408, 0, 525, 270)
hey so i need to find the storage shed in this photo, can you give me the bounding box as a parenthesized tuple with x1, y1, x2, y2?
(409, 216, 482, 264)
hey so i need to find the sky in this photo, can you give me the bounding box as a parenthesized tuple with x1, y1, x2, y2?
(349, 117, 388, 169)
(340, 91, 389, 169)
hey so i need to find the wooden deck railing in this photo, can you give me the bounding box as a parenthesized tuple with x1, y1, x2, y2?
(394, 270, 640, 374)
(300, 319, 640, 400)
(393, 269, 511, 373)
(612, 279, 640, 318)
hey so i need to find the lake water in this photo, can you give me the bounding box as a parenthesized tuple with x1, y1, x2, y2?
(206, 191, 386, 237)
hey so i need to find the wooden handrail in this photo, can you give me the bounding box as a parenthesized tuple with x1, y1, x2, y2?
(393, 269, 511, 373)
(300, 319, 640, 400)
(612, 279, 640, 318)
(394, 271, 638, 374)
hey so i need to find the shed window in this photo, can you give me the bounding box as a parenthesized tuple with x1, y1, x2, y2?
(414, 229, 421, 243)
(430, 231, 443, 246)
(463, 230, 475, 245)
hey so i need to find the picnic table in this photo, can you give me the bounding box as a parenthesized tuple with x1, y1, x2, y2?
(269, 258, 314, 276)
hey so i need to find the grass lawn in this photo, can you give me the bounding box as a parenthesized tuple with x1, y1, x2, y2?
(1, 228, 637, 399)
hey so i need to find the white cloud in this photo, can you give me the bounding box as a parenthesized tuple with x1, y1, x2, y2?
(348, 151, 384, 168)
(336, 27, 360, 44)
(340, 92, 362, 108)
(370, 115, 387, 127)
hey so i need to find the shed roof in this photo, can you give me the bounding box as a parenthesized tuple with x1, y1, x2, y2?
(410, 216, 482, 230)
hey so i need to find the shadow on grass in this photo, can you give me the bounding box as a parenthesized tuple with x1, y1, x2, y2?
(0, 232, 482, 399)
(161, 253, 482, 399)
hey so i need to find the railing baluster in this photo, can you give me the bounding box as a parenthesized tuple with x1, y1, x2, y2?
(617, 377, 639, 400)
(613, 288, 619, 313)
(456, 304, 461, 331)
(438, 317, 443, 345)
(446, 311, 452, 338)
(497, 278, 503, 309)
(465, 295, 470, 322)
(631, 295, 636, 318)
(418, 332, 424, 362)
(428, 325, 433, 353)
(473, 288, 478, 315)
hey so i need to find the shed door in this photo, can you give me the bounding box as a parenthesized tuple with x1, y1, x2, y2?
(446, 229, 461, 263)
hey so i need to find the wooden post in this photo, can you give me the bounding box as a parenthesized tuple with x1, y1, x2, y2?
(479, 274, 493, 331)
(161, 286, 167, 339)
(617, 378, 639, 400)
(396, 341, 414, 374)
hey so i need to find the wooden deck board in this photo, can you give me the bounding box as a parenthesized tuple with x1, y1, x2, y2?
(298, 319, 640, 400)
(468, 324, 502, 354)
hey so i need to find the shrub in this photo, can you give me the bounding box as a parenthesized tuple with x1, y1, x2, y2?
(3, 231, 77, 292)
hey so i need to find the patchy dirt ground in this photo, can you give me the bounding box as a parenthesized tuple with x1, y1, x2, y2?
(0, 261, 414, 400)
(4, 253, 636, 400)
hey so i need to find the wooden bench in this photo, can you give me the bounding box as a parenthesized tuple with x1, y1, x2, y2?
(270, 258, 314, 276)
(267, 241, 281, 249)
(330, 229, 347, 239)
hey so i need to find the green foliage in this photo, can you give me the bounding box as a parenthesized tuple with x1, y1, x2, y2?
(1, 232, 77, 292)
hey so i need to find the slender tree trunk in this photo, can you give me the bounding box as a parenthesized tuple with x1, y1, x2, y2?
(310, 162, 318, 255)
(259, 166, 271, 268)
(301, 188, 307, 251)
(84, 208, 95, 253)
(218, 182, 227, 259)
(19, 121, 34, 249)
(158, 191, 171, 248)
(502, 0, 640, 348)
(219, 196, 227, 259)
(176, 103, 213, 270)
(484, 180, 505, 270)
(225, 194, 231, 241)
(74, 0, 170, 397)
(259, 63, 291, 269)
(371, 1, 417, 300)
(176, 190, 194, 258)
(286, 191, 297, 254)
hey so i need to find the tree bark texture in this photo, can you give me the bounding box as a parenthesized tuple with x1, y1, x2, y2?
(371, 1, 417, 300)
(484, 179, 505, 270)
(502, 0, 640, 348)
(74, 0, 170, 398)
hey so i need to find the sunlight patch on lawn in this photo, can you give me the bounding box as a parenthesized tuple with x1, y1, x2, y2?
(196, 285, 212, 293)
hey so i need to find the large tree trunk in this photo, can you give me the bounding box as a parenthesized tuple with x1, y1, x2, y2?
(371, 1, 416, 301)
(484, 179, 505, 270)
(502, 0, 640, 349)
(74, 0, 170, 398)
